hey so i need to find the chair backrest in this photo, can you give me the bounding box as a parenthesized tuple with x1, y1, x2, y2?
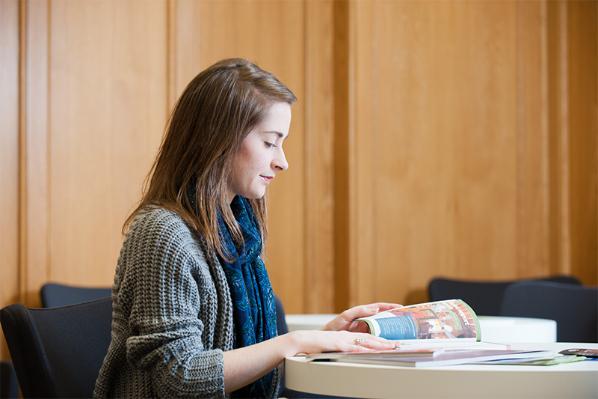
(500, 281, 598, 343)
(1, 360, 19, 398)
(41, 283, 112, 308)
(0, 298, 112, 398)
(274, 295, 288, 335)
(428, 275, 581, 316)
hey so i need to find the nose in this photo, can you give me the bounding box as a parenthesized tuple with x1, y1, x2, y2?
(272, 147, 289, 171)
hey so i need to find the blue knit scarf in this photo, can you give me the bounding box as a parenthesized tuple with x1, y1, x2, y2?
(216, 196, 278, 398)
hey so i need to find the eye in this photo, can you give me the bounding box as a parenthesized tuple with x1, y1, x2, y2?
(264, 141, 277, 148)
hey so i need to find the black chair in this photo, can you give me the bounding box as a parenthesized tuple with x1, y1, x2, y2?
(41, 283, 111, 308)
(427, 275, 581, 316)
(501, 281, 598, 343)
(0, 298, 112, 398)
(274, 295, 289, 336)
(1, 360, 19, 398)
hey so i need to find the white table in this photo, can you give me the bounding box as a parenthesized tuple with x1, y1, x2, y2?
(285, 314, 557, 343)
(478, 316, 556, 343)
(285, 342, 598, 399)
(285, 314, 337, 331)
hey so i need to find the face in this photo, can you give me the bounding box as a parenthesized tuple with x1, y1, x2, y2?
(228, 102, 291, 202)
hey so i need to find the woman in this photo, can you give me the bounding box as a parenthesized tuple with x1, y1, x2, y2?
(94, 58, 398, 399)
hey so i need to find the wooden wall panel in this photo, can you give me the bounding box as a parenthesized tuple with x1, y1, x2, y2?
(566, 0, 597, 284)
(22, 0, 50, 306)
(172, 0, 311, 312)
(547, 0, 598, 284)
(547, 0, 571, 277)
(345, 0, 597, 307)
(304, 0, 335, 312)
(515, 1, 551, 278)
(47, 0, 168, 288)
(350, 0, 519, 305)
(0, 0, 20, 360)
(333, 0, 351, 312)
(168, 0, 202, 101)
(1, 1, 596, 339)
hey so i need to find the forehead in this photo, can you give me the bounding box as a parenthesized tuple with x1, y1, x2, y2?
(256, 102, 291, 134)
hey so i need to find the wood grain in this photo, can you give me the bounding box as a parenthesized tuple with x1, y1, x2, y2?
(304, 0, 335, 312)
(21, 0, 50, 306)
(196, 0, 307, 312)
(334, 0, 351, 312)
(0, 0, 20, 360)
(0, 2, 596, 341)
(515, 0, 551, 278)
(346, 0, 597, 306)
(546, 0, 598, 283)
(47, 0, 168, 288)
(566, 0, 597, 284)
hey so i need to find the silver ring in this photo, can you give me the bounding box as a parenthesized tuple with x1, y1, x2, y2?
(353, 337, 364, 345)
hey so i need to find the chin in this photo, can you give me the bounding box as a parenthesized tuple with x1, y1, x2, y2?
(242, 189, 266, 200)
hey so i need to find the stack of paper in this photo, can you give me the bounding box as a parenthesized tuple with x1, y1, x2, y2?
(306, 348, 557, 368)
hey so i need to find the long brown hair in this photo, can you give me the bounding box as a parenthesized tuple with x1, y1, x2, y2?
(124, 58, 296, 260)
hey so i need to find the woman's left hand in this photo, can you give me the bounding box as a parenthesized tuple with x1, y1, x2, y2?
(323, 302, 402, 332)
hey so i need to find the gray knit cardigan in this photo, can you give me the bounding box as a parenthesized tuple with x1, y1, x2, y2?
(93, 206, 281, 398)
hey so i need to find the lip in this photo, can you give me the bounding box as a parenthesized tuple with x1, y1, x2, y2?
(260, 175, 274, 183)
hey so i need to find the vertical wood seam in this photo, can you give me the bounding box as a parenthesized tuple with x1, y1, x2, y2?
(302, 0, 309, 312)
(540, 0, 550, 273)
(515, 1, 522, 274)
(558, 0, 571, 274)
(46, 0, 52, 282)
(20, 0, 49, 305)
(166, 0, 175, 112)
(18, 0, 27, 304)
(347, 0, 356, 307)
(333, 0, 350, 311)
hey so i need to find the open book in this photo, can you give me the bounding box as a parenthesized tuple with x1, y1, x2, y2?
(352, 299, 481, 346)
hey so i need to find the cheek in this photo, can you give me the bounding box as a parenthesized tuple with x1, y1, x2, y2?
(236, 149, 256, 175)
(240, 143, 268, 172)
(233, 146, 261, 184)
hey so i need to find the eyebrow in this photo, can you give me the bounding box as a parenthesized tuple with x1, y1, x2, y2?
(263, 130, 285, 139)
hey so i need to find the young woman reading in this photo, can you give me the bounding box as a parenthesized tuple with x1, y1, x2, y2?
(94, 58, 399, 399)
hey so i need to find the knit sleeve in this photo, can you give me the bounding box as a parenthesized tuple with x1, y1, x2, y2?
(121, 210, 226, 398)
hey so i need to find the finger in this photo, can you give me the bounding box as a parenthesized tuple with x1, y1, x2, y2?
(358, 334, 400, 350)
(361, 343, 396, 352)
(351, 335, 396, 351)
(343, 334, 373, 352)
(344, 344, 375, 353)
(361, 333, 394, 343)
(364, 339, 398, 349)
(322, 318, 345, 331)
(323, 305, 376, 331)
(348, 321, 369, 333)
(372, 303, 403, 311)
(340, 304, 381, 322)
(326, 303, 401, 332)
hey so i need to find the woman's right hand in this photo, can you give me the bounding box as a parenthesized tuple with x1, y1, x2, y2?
(285, 330, 396, 356)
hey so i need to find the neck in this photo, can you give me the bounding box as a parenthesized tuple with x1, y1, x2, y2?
(227, 191, 235, 204)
